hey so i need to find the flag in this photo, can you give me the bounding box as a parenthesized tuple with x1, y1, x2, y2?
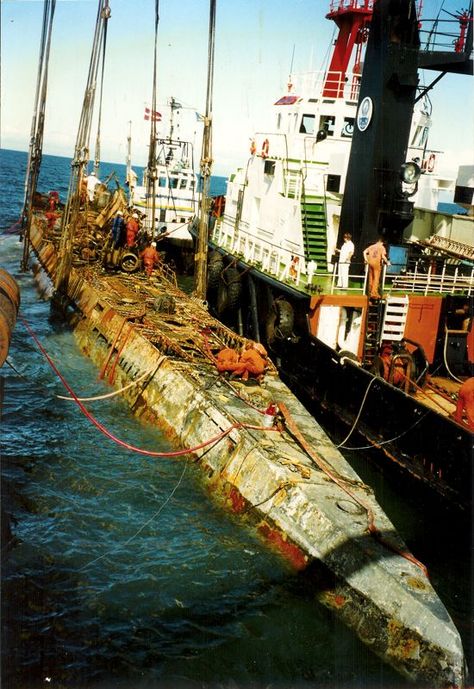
(144, 107, 162, 121)
(195, 111, 205, 122)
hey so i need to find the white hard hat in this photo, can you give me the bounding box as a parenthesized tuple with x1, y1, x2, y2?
(117, 210, 123, 215)
(90, 171, 96, 176)
(151, 241, 157, 247)
(132, 213, 139, 219)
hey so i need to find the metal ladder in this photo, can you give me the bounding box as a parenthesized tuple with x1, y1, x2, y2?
(381, 296, 409, 342)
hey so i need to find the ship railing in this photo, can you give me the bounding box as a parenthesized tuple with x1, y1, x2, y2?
(419, 12, 471, 54)
(289, 70, 361, 102)
(211, 221, 474, 298)
(327, 0, 374, 13)
(212, 217, 306, 285)
(213, 217, 373, 293)
(389, 264, 474, 296)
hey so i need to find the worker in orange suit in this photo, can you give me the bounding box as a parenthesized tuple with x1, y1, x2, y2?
(215, 347, 240, 373)
(454, 377, 474, 430)
(140, 241, 161, 276)
(126, 213, 140, 248)
(234, 340, 268, 382)
(363, 238, 390, 299)
(215, 341, 267, 382)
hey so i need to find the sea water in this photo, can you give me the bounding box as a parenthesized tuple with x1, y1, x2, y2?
(1, 149, 471, 689)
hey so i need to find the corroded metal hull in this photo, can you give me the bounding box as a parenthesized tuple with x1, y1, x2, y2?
(28, 209, 466, 687)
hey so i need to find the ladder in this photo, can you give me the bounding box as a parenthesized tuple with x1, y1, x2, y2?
(301, 199, 327, 265)
(381, 296, 409, 341)
(363, 299, 385, 367)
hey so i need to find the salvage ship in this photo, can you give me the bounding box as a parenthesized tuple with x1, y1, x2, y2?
(130, 96, 198, 250)
(200, 0, 474, 513)
(15, 0, 468, 685)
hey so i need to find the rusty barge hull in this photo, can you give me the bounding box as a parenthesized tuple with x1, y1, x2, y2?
(28, 211, 465, 687)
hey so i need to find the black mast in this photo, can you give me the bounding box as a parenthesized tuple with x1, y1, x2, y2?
(338, 0, 473, 263)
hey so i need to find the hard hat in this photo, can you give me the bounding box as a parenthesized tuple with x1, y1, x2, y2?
(117, 210, 123, 215)
(132, 213, 139, 219)
(90, 171, 96, 176)
(151, 241, 157, 247)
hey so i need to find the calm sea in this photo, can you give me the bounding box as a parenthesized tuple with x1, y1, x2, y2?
(0, 148, 471, 689)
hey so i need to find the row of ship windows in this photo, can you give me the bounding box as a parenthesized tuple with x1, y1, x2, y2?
(278, 112, 429, 148)
(155, 177, 195, 190)
(277, 112, 355, 138)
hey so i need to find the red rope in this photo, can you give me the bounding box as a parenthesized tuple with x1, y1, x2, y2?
(21, 315, 277, 458)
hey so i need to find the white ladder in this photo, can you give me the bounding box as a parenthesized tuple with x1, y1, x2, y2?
(381, 296, 409, 341)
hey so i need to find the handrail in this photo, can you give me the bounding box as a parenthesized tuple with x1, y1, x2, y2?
(212, 218, 474, 297)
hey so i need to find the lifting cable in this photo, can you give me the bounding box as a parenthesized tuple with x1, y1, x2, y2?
(145, 0, 161, 237)
(55, 0, 111, 294)
(20, 0, 56, 271)
(93, 0, 109, 174)
(21, 315, 277, 458)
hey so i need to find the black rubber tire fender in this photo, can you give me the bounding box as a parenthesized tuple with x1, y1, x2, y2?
(226, 267, 241, 311)
(266, 298, 294, 342)
(208, 253, 224, 290)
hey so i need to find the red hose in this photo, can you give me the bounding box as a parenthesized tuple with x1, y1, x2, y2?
(21, 315, 277, 458)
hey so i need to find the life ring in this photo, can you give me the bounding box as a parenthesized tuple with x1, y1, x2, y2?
(427, 153, 435, 172)
(266, 298, 294, 344)
(261, 138, 270, 159)
(216, 267, 241, 315)
(250, 139, 257, 156)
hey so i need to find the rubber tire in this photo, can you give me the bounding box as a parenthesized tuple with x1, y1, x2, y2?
(120, 252, 140, 273)
(208, 253, 224, 290)
(226, 267, 241, 311)
(266, 298, 294, 343)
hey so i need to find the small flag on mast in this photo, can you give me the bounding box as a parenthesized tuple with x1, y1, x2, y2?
(144, 107, 162, 121)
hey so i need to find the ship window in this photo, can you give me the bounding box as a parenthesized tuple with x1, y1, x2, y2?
(319, 114, 335, 136)
(159, 177, 167, 187)
(264, 160, 275, 176)
(190, 180, 195, 190)
(327, 174, 341, 192)
(179, 179, 187, 189)
(410, 125, 423, 146)
(170, 177, 178, 189)
(276, 113, 282, 129)
(300, 114, 315, 134)
(341, 117, 354, 137)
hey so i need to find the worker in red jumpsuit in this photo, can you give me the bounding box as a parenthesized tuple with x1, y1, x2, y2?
(363, 238, 390, 299)
(139, 241, 160, 277)
(215, 347, 240, 373)
(454, 377, 474, 430)
(126, 213, 140, 248)
(224, 341, 267, 381)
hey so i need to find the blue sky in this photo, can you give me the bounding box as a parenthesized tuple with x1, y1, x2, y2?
(1, 0, 473, 177)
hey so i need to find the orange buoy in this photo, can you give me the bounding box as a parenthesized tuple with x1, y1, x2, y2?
(0, 268, 20, 367)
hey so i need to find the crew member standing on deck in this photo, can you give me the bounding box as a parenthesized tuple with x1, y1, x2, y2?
(111, 210, 125, 248)
(454, 377, 474, 430)
(336, 233, 355, 288)
(363, 238, 389, 299)
(140, 240, 161, 277)
(125, 213, 140, 248)
(86, 170, 100, 203)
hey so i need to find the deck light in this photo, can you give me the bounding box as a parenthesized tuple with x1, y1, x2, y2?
(400, 161, 421, 184)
